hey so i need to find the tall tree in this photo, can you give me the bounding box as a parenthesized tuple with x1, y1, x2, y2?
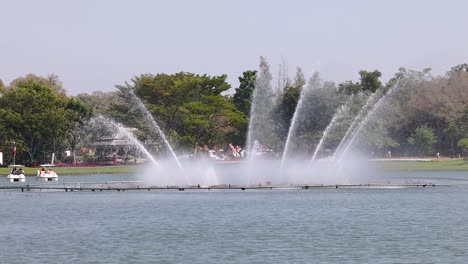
(0, 82, 68, 163)
(275, 59, 290, 99)
(458, 138, 468, 160)
(359, 70, 382, 93)
(293, 67, 306, 89)
(448, 63, 468, 74)
(338, 70, 382, 94)
(65, 98, 93, 164)
(233, 70, 257, 116)
(115, 72, 248, 152)
(273, 67, 307, 138)
(247, 56, 277, 151)
(10, 73, 67, 95)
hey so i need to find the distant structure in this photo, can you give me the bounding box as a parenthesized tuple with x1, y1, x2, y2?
(87, 127, 158, 164)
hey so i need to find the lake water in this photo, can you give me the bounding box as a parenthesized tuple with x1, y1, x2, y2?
(1, 171, 467, 263)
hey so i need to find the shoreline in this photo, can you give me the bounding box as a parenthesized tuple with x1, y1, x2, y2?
(0, 158, 467, 176)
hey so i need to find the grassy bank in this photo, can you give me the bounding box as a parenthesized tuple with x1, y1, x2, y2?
(376, 159, 468, 171)
(0, 165, 141, 176)
(0, 159, 467, 176)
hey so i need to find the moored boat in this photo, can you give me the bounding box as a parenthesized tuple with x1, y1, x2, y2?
(36, 164, 59, 182)
(7, 165, 26, 182)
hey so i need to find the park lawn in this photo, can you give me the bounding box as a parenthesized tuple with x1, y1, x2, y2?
(0, 165, 141, 176)
(376, 159, 468, 171)
(0, 159, 467, 176)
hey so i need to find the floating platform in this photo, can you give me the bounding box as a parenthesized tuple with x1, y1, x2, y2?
(0, 182, 449, 192)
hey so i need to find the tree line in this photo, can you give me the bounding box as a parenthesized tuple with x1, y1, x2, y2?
(0, 60, 467, 165)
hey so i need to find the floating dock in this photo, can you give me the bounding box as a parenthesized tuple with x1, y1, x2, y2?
(0, 182, 446, 192)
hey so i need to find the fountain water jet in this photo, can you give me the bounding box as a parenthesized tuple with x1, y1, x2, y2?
(337, 82, 402, 161)
(281, 72, 321, 164)
(127, 90, 183, 170)
(311, 104, 348, 161)
(246, 57, 276, 159)
(111, 66, 426, 188)
(93, 116, 160, 167)
(333, 92, 379, 158)
(280, 81, 311, 169)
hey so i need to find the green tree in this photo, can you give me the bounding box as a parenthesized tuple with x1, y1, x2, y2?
(274, 67, 307, 131)
(181, 94, 247, 150)
(65, 98, 93, 164)
(293, 67, 306, 90)
(0, 82, 87, 164)
(9, 73, 67, 95)
(458, 138, 468, 149)
(233, 70, 257, 116)
(448, 63, 468, 74)
(247, 56, 277, 151)
(408, 124, 437, 156)
(278, 85, 301, 123)
(76, 91, 120, 116)
(359, 70, 382, 93)
(359, 117, 399, 152)
(115, 72, 248, 152)
(338, 80, 361, 95)
(458, 138, 468, 162)
(338, 70, 382, 95)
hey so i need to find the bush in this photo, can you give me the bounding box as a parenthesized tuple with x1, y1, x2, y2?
(408, 124, 437, 156)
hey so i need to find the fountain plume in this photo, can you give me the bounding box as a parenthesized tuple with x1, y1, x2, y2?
(311, 104, 348, 161)
(127, 90, 183, 170)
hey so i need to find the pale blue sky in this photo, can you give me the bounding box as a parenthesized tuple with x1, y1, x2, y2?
(1, 0, 468, 95)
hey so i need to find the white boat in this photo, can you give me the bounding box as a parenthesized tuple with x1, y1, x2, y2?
(7, 165, 26, 182)
(36, 164, 59, 182)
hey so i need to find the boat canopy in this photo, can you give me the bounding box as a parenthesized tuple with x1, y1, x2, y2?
(39, 164, 56, 168)
(8, 165, 25, 168)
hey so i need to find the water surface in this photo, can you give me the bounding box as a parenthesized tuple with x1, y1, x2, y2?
(1, 171, 467, 263)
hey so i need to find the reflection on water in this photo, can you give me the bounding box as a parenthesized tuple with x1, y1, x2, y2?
(0, 171, 467, 263)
